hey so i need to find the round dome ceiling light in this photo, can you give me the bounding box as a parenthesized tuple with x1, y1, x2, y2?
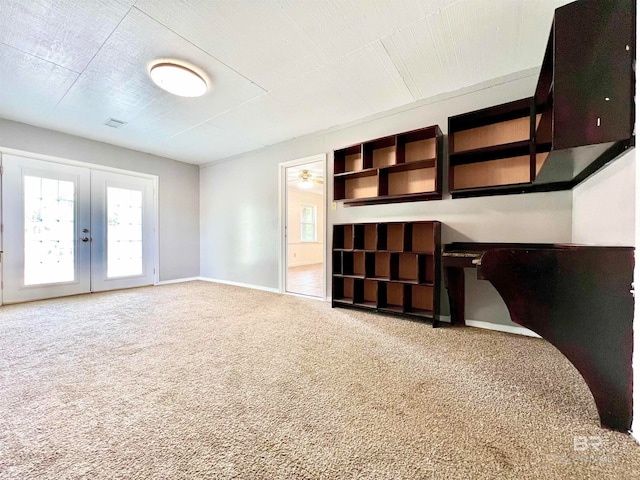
(149, 61, 208, 97)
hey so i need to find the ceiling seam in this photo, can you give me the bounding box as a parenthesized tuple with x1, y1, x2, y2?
(178, 0, 467, 119)
(265, 0, 466, 96)
(378, 40, 415, 102)
(159, 93, 270, 142)
(54, 5, 137, 108)
(276, 2, 332, 68)
(199, 67, 539, 169)
(0, 42, 82, 74)
(237, 3, 448, 101)
(132, 6, 268, 94)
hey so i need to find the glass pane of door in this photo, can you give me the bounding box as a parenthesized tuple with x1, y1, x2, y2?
(107, 186, 143, 278)
(23, 176, 76, 285)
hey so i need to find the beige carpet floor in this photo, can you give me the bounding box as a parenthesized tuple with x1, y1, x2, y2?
(0, 281, 639, 479)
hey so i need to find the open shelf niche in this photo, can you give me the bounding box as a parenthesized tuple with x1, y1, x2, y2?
(332, 221, 441, 324)
(448, 97, 549, 198)
(333, 126, 443, 206)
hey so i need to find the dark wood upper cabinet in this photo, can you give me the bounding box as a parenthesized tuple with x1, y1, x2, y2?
(449, 0, 635, 198)
(534, 0, 635, 185)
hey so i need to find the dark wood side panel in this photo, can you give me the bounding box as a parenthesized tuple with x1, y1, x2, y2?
(553, 0, 635, 150)
(478, 247, 634, 431)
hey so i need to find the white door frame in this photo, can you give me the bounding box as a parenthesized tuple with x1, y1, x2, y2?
(0, 148, 159, 306)
(278, 153, 327, 300)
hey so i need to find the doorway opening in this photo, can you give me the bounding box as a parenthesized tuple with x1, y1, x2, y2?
(280, 155, 326, 299)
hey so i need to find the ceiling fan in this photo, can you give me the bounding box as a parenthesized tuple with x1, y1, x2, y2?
(298, 169, 324, 188)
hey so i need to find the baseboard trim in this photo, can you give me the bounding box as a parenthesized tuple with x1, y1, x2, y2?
(198, 276, 280, 294)
(435, 315, 539, 337)
(154, 281, 539, 337)
(465, 319, 541, 338)
(288, 261, 324, 268)
(155, 277, 201, 285)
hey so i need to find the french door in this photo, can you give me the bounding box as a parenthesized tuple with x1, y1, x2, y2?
(2, 155, 155, 304)
(90, 170, 155, 292)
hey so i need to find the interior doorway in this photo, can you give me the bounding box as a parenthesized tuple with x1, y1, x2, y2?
(280, 155, 326, 298)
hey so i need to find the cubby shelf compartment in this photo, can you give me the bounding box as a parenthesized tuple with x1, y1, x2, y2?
(332, 221, 441, 325)
(333, 125, 443, 206)
(449, 0, 635, 199)
(332, 277, 354, 305)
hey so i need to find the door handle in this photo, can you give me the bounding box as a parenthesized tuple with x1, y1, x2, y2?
(81, 237, 90, 242)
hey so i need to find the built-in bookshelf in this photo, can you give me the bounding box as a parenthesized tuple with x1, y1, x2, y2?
(448, 98, 536, 197)
(333, 126, 443, 206)
(332, 221, 441, 324)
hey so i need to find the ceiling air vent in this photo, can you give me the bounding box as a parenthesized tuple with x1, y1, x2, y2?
(104, 118, 127, 128)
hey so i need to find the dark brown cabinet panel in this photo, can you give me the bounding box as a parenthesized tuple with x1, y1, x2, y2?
(534, 0, 635, 185)
(332, 221, 441, 325)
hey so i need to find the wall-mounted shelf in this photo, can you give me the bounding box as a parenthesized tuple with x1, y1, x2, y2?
(332, 221, 441, 324)
(333, 126, 443, 206)
(448, 0, 635, 199)
(448, 98, 541, 197)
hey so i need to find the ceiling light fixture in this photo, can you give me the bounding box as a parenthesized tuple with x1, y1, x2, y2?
(298, 170, 314, 189)
(149, 61, 208, 97)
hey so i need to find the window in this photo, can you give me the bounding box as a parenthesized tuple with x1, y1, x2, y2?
(300, 205, 317, 242)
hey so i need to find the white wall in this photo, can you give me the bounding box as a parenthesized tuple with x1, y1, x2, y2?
(572, 150, 635, 246)
(0, 118, 200, 281)
(200, 70, 574, 328)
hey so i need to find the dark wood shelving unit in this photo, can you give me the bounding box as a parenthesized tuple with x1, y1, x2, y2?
(448, 98, 544, 196)
(448, 0, 635, 199)
(332, 221, 441, 324)
(333, 126, 443, 206)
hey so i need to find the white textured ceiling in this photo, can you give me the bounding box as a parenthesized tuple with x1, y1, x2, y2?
(0, 0, 572, 165)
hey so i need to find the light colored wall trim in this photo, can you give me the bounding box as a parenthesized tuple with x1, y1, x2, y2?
(198, 276, 280, 294)
(0, 147, 158, 179)
(282, 291, 326, 302)
(155, 277, 201, 285)
(464, 319, 541, 338)
(289, 259, 324, 267)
